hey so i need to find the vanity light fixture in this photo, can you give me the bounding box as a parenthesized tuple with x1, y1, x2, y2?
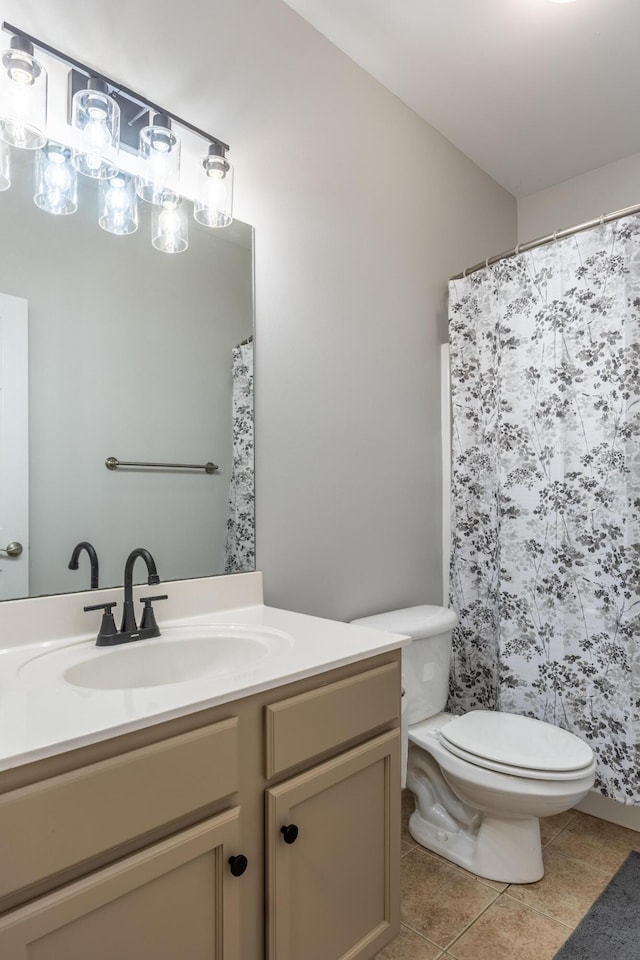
(33, 141, 77, 215)
(194, 143, 234, 228)
(0, 22, 234, 252)
(99, 171, 138, 235)
(71, 76, 120, 179)
(136, 113, 180, 205)
(151, 197, 189, 254)
(0, 35, 47, 150)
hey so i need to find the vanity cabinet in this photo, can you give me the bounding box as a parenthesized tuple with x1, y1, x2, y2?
(0, 809, 242, 960)
(264, 661, 401, 960)
(0, 651, 401, 960)
(266, 732, 399, 960)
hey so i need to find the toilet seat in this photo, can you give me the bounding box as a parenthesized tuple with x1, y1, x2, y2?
(437, 710, 594, 781)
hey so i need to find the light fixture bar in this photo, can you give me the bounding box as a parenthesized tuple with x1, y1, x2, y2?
(1, 21, 229, 153)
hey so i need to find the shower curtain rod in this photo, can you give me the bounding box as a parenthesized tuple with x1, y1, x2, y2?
(450, 201, 640, 280)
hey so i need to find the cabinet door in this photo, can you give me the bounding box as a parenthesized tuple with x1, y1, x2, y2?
(0, 807, 243, 960)
(266, 729, 400, 960)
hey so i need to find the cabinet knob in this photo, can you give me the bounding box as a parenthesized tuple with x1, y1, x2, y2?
(228, 854, 248, 877)
(280, 824, 299, 845)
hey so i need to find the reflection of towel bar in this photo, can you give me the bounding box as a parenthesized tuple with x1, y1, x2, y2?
(105, 457, 219, 474)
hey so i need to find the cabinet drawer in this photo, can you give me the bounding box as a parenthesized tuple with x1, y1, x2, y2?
(265, 662, 399, 778)
(0, 717, 238, 901)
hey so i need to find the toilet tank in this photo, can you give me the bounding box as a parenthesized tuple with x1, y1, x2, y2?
(350, 605, 458, 725)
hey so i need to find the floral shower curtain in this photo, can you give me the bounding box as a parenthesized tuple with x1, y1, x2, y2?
(448, 216, 640, 803)
(224, 339, 255, 573)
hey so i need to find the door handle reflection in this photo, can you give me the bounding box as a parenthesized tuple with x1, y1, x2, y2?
(0, 541, 23, 558)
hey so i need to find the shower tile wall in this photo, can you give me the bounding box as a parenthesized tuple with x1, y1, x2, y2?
(375, 791, 640, 960)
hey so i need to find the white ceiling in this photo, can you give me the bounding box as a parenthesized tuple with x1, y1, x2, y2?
(283, 0, 640, 198)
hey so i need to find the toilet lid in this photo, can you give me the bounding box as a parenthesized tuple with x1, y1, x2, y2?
(440, 710, 594, 773)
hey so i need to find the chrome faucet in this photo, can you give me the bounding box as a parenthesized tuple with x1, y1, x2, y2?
(83, 546, 167, 646)
(68, 541, 99, 589)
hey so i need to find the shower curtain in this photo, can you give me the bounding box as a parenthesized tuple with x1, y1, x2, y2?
(224, 339, 255, 573)
(448, 216, 640, 803)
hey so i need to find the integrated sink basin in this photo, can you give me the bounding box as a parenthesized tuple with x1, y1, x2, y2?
(18, 624, 293, 690)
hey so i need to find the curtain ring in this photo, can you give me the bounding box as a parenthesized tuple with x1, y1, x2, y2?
(463, 267, 468, 278)
(485, 257, 490, 269)
(553, 230, 558, 243)
(600, 214, 605, 227)
(515, 243, 520, 256)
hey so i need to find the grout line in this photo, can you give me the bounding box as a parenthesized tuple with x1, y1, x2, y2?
(499, 890, 576, 930)
(405, 843, 508, 893)
(439, 888, 503, 952)
(399, 922, 444, 953)
(541, 847, 614, 881)
(541, 811, 579, 849)
(400, 918, 451, 950)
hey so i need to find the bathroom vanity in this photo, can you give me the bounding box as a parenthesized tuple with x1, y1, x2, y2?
(0, 572, 407, 960)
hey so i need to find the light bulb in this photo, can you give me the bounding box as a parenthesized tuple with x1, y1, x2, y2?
(71, 77, 119, 179)
(7, 58, 35, 84)
(99, 172, 138, 235)
(34, 143, 77, 215)
(194, 144, 233, 228)
(137, 114, 180, 205)
(0, 37, 47, 149)
(152, 198, 188, 253)
(83, 114, 111, 172)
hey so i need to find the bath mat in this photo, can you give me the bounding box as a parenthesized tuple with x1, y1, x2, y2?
(553, 851, 640, 959)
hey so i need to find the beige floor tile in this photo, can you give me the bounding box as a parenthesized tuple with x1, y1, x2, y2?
(547, 811, 640, 877)
(400, 848, 498, 948)
(506, 848, 610, 927)
(446, 895, 570, 960)
(415, 847, 508, 892)
(375, 924, 443, 960)
(402, 841, 415, 857)
(539, 809, 577, 847)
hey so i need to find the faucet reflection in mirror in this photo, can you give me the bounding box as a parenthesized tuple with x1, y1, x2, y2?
(0, 23, 233, 252)
(68, 541, 99, 590)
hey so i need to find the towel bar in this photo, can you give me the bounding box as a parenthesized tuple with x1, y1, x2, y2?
(105, 457, 218, 474)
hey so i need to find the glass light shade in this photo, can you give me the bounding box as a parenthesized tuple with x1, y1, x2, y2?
(34, 142, 77, 215)
(151, 199, 188, 253)
(0, 139, 10, 191)
(99, 172, 138, 235)
(0, 37, 47, 150)
(136, 114, 180, 205)
(193, 147, 233, 228)
(72, 77, 119, 179)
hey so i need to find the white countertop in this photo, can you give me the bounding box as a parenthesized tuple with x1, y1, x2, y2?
(0, 592, 409, 771)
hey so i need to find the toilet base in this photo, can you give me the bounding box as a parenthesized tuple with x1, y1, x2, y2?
(408, 807, 544, 884)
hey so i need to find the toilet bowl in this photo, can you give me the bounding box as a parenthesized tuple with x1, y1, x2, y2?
(351, 606, 596, 883)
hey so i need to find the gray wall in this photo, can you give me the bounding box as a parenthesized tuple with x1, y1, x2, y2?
(7, 0, 517, 620)
(518, 150, 640, 242)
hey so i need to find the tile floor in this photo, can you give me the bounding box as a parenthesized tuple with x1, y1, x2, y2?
(376, 791, 640, 960)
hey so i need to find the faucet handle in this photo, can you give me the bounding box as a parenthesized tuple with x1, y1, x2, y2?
(139, 594, 168, 634)
(83, 601, 119, 646)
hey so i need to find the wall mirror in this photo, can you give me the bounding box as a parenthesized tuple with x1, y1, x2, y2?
(0, 146, 254, 601)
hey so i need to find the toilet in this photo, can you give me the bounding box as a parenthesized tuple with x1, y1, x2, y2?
(351, 605, 596, 883)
